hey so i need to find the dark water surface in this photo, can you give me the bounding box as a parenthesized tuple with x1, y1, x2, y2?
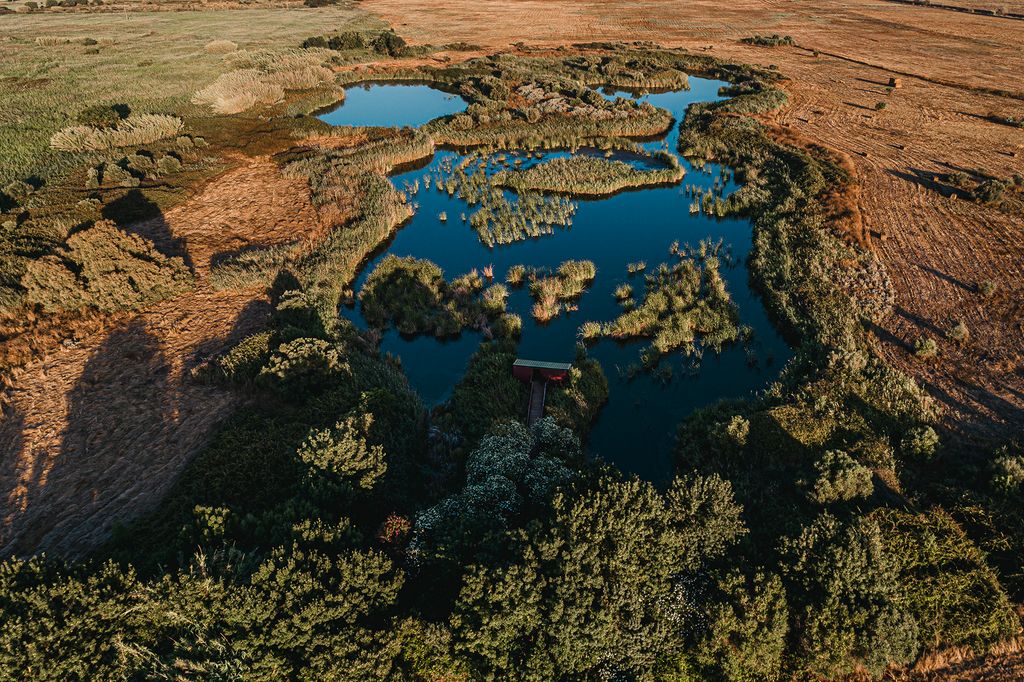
(320, 80, 791, 481)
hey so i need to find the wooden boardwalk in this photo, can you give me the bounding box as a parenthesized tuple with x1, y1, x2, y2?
(526, 378, 547, 426)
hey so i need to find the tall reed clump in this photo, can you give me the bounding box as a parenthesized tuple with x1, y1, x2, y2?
(193, 49, 337, 115)
(493, 153, 684, 197)
(210, 131, 436, 304)
(204, 40, 238, 55)
(529, 259, 596, 322)
(50, 114, 184, 152)
(435, 160, 577, 246)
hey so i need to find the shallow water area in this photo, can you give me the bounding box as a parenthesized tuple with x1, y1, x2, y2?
(324, 78, 792, 482)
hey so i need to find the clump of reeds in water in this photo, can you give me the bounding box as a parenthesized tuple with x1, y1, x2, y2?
(529, 259, 596, 322)
(577, 241, 741, 372)
(436, 156, 578, 247)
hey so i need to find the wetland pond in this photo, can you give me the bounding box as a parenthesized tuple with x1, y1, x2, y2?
(320, 79, 791, 481)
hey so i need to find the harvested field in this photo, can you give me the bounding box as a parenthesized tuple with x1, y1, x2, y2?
(366, 0, 1024, 449)
(0, 155, 325, 558)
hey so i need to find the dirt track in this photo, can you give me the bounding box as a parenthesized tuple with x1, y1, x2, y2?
(0, 157, 322, 558)
(368, 0, 1024, 449)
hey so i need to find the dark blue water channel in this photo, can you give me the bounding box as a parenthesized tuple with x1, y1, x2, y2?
(320, 79, 791, 481)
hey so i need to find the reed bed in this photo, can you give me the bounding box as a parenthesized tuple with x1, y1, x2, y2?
(49, 114, 184, 152)
(493, 152, 684, 197)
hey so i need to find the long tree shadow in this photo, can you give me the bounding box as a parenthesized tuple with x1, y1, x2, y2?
(0, 406, 27, 555)
(915, 263, 975, 293)
(0, 320, 176, 557)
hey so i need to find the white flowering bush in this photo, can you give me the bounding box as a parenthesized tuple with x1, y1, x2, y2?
(411, 418, 579, 564)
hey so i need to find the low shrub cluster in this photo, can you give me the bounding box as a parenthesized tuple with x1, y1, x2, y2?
(21, 219, 192, 313)
(528, 259, 596, 322)
(301, 29, 409, 58)
(742, 34, 796, 47)
(359, 255, 508, 337)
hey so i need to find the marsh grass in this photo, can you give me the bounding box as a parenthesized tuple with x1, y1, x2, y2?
(583, 245, 740, 367)
(0, 6, 382, 187)
(529, 259, 596, 322)
(492, 152, 684, 197)
(193, 49, 337, 114)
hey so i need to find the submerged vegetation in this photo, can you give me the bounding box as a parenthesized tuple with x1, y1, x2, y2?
(1, 30, 1021, 682)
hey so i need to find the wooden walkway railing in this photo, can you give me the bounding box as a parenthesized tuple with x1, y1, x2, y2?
(526, 378, 547, 426)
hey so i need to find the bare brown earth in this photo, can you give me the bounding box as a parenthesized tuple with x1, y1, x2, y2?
(368, 0, 1024, 451)
(0, 156, 324, 558)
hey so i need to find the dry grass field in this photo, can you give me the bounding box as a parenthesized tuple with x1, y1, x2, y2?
(0, 154, 329, 557)
(368, 0, 1024, 450)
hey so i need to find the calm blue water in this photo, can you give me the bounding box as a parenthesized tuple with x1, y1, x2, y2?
(321, 80, 791, 481)
(318, 83, 467, 128)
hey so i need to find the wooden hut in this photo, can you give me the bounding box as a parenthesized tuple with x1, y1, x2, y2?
(512, 359, 572, 425)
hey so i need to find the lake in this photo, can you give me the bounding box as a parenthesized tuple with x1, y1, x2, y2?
(320, 80, 791, 481)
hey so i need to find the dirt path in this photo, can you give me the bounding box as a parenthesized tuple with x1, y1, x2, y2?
(367, 0, 1024, 449)
(0, 156, 322, 558)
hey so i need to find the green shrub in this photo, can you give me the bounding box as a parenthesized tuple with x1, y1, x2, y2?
(741, 34, 795, 47)
(258, 337, 350, 396)
(691, 571, 789, 682)
(874, 507, 1020, 650)
(811, 450, 873, 504)
(901, 425, 939, 460)
(913, 336, 938, 358)
(359, 255, 506, 337)
(206, 331, 273, 384)
(991, 452, 1024, 494)
(780, 514, 920, 678)
(947, 320, 969, 341)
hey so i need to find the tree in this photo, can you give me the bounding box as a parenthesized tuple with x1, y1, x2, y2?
(811, 450, 873, 504)
(692, 570, 789, 682)
(411, 418, 579, 567)
(451, 474, 746, 680)
(780, 513, 919, 679)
